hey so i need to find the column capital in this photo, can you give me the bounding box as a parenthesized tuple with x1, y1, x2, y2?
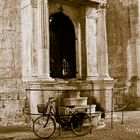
(31, 0, 38, 7)
(38, 0, 49, 2)
(97, 3, 107, 14)
(85, 7, 99, 20)
(21, 0, 38, 9)
(98, 3, 107, 9)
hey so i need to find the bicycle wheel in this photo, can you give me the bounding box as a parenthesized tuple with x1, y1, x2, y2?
(71, 113, 92, 136)
(33, 115, 56, 139)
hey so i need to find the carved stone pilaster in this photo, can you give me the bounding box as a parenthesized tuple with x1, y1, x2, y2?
(85, 7, 99, 80)
(97, 4, 112, 80)
(21, 0, 37, 79)
(21, 0, 53, 81)
(136, 0, 140, 80)
(135, 0, 140, 108)
(37, 0, 53, 80)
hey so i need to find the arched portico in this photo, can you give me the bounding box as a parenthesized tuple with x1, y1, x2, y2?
(21, 0, 114, 112)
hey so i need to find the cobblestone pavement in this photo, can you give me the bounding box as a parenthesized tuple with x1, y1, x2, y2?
(0, 111, 140, 140)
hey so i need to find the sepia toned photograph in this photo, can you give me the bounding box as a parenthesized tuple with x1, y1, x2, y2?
(0, 0, 140, 139)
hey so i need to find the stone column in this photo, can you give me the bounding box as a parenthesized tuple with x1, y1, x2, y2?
(136, 0, 140, 79)
(85, 7, 99, 80)
(126, 2, 137, 80)
(97, 6, 110, 79)
(135, 0, 140, 107)
(95, 4, 114, 111)
(21, 0, 38, 80)
(37, 0, 53, 80)
(21, 0, 45, 115)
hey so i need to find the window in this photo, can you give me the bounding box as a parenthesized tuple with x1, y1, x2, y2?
(49, 12, 76, 78)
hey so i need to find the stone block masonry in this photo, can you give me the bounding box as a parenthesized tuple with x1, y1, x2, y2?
(0, 0, 30, 125)
(0, 83, 30, 125)
(107, 0, 140, 109)
(107, 0, 139, 85)
(0, 0, 21, 80)
(0, 0, 114, 126)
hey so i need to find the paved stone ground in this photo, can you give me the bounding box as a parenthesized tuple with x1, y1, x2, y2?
(0, 111, 140, 140)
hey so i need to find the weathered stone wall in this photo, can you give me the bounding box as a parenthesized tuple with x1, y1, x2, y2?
(106, 0, 137, 86)
(0, 0, 130, 125)
(0, 0, 21, 80)
(107, 0, 140, 110)
(0, 0, 29, 125)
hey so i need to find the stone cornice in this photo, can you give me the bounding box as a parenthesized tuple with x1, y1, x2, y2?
(50, 0, 106, 7)
(21, 0, 107, 11)
(90, 0, 106, 4)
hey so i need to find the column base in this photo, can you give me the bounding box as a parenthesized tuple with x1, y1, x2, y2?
(22, 75, 55, 82)
(86, 75, 113, 81)
(136, 80, 140, 109)
(100, 75, 114, 81)
(90, 77, 114, 112)
(38, 74, 55, 81)
(86, 75, 99, 81)
(137, 80, 140, 97)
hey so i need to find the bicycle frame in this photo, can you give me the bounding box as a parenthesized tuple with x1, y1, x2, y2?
(47, 98, 73, 127)
(33, 97, 92, 139)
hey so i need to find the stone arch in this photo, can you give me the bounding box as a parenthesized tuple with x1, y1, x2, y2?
(49, 12, 76, 78)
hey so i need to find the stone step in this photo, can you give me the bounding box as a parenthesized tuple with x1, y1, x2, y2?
(56, 108, 102, 128)
(56, 105, 96, 115)
(63, 97, 88, 106)
(67, 91, 80, 98)
(90, 111, 102, 126)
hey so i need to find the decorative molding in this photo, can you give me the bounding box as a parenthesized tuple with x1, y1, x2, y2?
(90, 0, 107, 4)
(85, 7, 99, 20)
(21, 0, 38, 9)
(31, 0, 38, 8)
(97, 3, 107, 14)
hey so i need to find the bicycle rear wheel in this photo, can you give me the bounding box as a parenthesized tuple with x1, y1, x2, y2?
(33, 115, 56, 139)
(71, 113, 92, 136)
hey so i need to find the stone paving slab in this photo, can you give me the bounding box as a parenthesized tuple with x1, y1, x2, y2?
(0, 111, 139, 140)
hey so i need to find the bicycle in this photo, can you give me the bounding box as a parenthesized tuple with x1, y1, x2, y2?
(33, 97, 92, 139)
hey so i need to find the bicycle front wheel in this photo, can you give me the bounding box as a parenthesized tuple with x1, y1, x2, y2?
(33, 115, 56, 139)
(71, 113, 92, 136)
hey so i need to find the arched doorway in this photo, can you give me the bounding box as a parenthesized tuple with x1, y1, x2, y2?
(49, 12, 76, 78)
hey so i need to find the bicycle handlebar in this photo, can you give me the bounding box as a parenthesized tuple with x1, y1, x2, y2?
(49, 97, 56, 103)
(49, 97, 54, 100)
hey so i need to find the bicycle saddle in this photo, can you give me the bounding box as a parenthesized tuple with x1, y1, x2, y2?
(66, 105, 75, 109)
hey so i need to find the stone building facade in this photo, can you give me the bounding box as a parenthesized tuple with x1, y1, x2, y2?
(20, 0, 113, 122)
(0, 0, 26, 125)
(0, 0, 139, 126)
(107, 0, 140, 109)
